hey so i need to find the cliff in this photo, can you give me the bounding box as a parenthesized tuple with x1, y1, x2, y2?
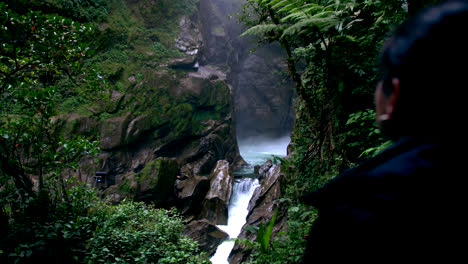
(53, 0, 243, 206)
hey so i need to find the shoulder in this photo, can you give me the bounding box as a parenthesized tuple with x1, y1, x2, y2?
(301, 138, 465, 261)
(303, 137, 452, 214)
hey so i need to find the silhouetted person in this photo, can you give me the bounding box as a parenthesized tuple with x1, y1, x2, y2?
(302, 1, 467, 262)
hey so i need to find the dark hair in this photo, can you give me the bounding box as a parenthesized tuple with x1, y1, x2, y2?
(380, 0, 468, 139)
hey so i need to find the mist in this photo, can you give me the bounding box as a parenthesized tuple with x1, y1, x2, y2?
(237, 135, 291, 157)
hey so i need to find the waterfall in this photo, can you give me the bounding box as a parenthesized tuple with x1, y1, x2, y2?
(210, 177, 259, 264)
(210, 136, 290, 264)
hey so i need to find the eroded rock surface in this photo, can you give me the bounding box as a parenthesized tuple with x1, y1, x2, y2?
(52, 1, 292, 258)
(199, 160, 234, 225)
(254, 159, 273, 180)
(228, 163, 288, 264)
(175, 175, 210, 215)
(183, 219, 229, 257)
(106, 157, 179, 205)
(197, 0, 295, 139)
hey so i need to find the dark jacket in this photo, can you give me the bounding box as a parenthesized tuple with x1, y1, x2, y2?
(301, 137, 465, 263)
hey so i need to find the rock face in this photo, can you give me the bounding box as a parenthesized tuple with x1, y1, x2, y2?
(99, 113, 155, 150)
(228, 163, 288, 264)
(254, 159, 273, 180)
(53, 0, 294, 258)
(117, 157, 179, 204)
(199, 160, 234, 225)
(168, 15, 203, 70)
(175, 174, 211, 214)
(177, 160, 236, 256)
(233, 48, 295, 138)
(198, 0, 295, 139)
(54, 5, 244, 211)
(183, 219, 229, 257)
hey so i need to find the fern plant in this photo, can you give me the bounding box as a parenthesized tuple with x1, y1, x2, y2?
(243, 208, 279, 254)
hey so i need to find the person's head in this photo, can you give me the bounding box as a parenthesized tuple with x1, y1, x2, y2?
(376, 0, 468, 140)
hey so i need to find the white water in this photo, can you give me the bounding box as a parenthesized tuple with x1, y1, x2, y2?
(210, 178, 259, 264)
(210, 135, 290, 264)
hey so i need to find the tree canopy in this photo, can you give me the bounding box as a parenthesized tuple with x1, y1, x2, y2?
(0, 2, 209, 263)
(237, 1, 441, 262)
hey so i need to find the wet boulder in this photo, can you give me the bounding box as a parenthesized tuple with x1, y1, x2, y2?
(228, 164, 288, 264)
(254, 159, 273, 180)
(124, 115, 152, 145)
(175, 175, 211, 215)
(199, 160, 234, 225)
(183, 219, 229, 257)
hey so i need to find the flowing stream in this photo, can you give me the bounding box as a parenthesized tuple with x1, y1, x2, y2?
(210, 136, 290, 264)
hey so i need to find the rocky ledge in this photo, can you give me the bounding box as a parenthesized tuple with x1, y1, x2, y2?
(228, 161, 288, 264)
(180, 160, 236, 256)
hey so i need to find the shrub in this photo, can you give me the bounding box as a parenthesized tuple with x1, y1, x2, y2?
(2, 187, 211, 264)
(2, 184, 105, 263)
(85, 201, 210, 264)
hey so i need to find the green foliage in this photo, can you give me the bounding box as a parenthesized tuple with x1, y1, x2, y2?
(239, 0, 407, 167)
(238, 0, 412, 197)
(85, 202, 210, 264)
(1, 183, 105, 263)
(40, 0, 109, 22)
(360, 139, 393, 158)
(245, 204, 316, 264)
(342, 109, 384, 160)
(2, 185, 210, 263)
(257, 208, 278, 254)
(243, 208, 279, 255)
(0, 1, 226, 263)
(89, 0, 197, 77)
(0, 0, 103, 198)
(237, 1, 434, 263)
(153, 41, 169, 54)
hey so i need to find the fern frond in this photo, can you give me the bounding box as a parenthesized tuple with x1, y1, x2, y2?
(281, 6, 325, 22)
(241, 24, 281, 37)
(278, 1, 303, 13)
(288, 3, 320, 15)
(281, 11, 308, 23)
(281, 12, 339, 38)
(268, 0, 291, 8)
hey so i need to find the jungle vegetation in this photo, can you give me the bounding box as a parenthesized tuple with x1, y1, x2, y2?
(0, 0, 208, 263)
(1, 0, 441, 263)
(237, 0, 440, 263)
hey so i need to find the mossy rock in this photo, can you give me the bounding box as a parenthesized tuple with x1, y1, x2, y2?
(199, 80, 230, 113)
(52, 114, 99, 140)
(132, 157, 179, 204)
(124, 114, 153, 144)
(100, 113, 133, 150)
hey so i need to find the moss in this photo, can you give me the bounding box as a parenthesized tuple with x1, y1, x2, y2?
(118, 175, 136, 196)
(192, 110, 219, 122)
(137, 159, 161, 183)
(164, 102, 194, 138)
(133, 158, 179, 204)
(59, 115, 99, 140)
(58, 96, 87, 114)
(197, 81, 230, 117)
(214, 26, 225, 34)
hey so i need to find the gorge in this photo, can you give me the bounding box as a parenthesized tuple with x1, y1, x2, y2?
(1, 0, 295, 262)
(69, 0, 295, 261)
(210, 136, 291, 264)
(173, 0, 295, 261)
(2, 1, 433, 263)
